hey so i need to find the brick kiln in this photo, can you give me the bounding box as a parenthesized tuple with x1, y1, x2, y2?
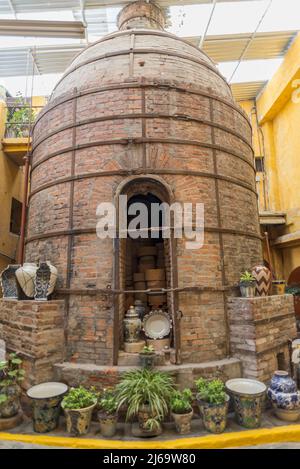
(0, 1, 296, 388)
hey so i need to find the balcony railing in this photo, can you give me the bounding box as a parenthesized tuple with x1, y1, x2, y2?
(4, 104, 44, 139)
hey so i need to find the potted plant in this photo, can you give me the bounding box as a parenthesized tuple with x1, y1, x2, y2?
(239, 271, 256, 298)
(0, 353, 25, 419)
(61, 386, 98, 436)
(139, 345, 156, 368)
(170, 388, 193, 434)
(286, 286, 300, 319)
(195, 378, 229, 434)
(115, 368, 175, 436)
(97, 388, 118, 437)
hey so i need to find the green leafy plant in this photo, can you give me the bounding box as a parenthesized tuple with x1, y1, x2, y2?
(6, 93, 35, 138)
(98, 388, 118, 415)
(195, 378, 226, 405)
(170, 388, 193, 414)
(140, 345, 155, 355)
(286, 286, 300, 296)
(115, 368, 175, 422)
(61, 386, 98, 410)
(144, 417, 161, 432)
(240, 271, 256, 285)
(0, 353, 25, 405)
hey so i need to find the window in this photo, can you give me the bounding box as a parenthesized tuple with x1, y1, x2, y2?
(10, 198, 22, 235)
(255, 157, 264, 173)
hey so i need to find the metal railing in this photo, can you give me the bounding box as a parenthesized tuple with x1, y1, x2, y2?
(4, 104, 44, 139)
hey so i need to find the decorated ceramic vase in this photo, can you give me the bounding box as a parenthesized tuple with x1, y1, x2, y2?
(15, 263, 38, 298)
(123, 305, 142, 343)
(252, 265, 272, 296)
(267, 371, 300, 410)
(197, 395, 229, 434)
(0, 264, 20, 299)
(35, 261, 58, 300)
(0, 384, 21, 418)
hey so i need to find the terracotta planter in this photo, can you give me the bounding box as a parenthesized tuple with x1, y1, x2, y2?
(226, 378, 266, 429)
(62, 401, 97, 436)
(239, 284, 256, 298)
(145, 269, 165, 281)
(27, 382, 68, 433)
(171, 410, 193, 434)
(137, 404, 162, 435)
(133, 273, 145, 282)
(197, 395, 229, 434)
(139, 352, 156, 368)
(252, 265, 272, 296)
(272, 408, 300, 422)
(98, 411, 118, 437)
(0, 384, 21, 419)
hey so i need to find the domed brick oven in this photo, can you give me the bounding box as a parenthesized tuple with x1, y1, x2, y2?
(13, 0, 294, 387)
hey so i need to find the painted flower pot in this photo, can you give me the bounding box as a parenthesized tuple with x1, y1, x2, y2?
(62, 401, 97, 436)
(27, 382, 68, 433)
(252, 265, 272, 296)
(139, 353, 156, 369)
(226, 378, 266, 429)
(98, 412, 118, 438)
(137, 404, 162, 435)
(239, 284, 256, 298)
(171, 410, 193, 435)
(197, 395, 229, 434)
(0, 384, 21, 418)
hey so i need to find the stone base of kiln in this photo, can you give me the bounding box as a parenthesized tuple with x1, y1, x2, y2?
(53, 358, 242, 390)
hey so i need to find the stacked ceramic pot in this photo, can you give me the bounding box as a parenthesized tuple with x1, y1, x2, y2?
(137, 246, 157, 273)
(267, 371, 300, 421)
(145, 269, 166, 307)
(133, 272, 147, 303)
(156, 243, 165, 268)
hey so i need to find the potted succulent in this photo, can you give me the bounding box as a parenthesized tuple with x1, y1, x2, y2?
(115, 368, 175, 436)
(170, 388, 193, 434)
(61, 386, 98, 436)
(239, 271, 256, 298)
(195, 378, 229, 434)
(0, 353, 25, 419)
(139, 345, 156, 368)
(97, 388, 118, 437)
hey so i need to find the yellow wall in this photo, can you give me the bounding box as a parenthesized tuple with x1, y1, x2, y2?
(238, 32, 300, 283)
(0, 100, 24, 271)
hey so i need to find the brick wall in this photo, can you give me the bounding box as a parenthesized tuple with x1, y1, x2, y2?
(228, 295, 297, 382)
(0, 299, 65, 388)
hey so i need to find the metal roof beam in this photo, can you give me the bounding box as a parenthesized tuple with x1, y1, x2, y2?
(0, 19, 85, 38)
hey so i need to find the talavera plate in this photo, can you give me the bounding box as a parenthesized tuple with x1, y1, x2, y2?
(143, 310, 171, 339)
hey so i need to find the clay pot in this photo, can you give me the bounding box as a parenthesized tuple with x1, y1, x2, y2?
(62, 401, 97, 436)
(147, 280, 166, 289)
(145, 269, 165, 281)
(137, 404, 162, 435)
(239, 284, 256, 298)
(272, 281, 286, 295)
(15, 263, 37, 298)
(138, 262, 156, 274)
(133, 273, 145, 282)
(0, 384, 21, 418)
(272, 408, 300, 422)
(35, 261, 58, 300)
(197, 395, 229, 434)
(148, 294, 166, 306)
(139, 352, 156, 368)
(137, 246, 157, 257)
(123, 305, 142, 343)
(98, 412, 118, 437)
(134, 300, 146, 319)
(226, 378, 266, 429)
(252, 265, 272, 296)
(27, 382, 68, 433)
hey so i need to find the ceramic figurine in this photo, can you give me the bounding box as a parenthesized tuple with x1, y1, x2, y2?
(0, 264, 20, 299)
(123, 305, 142, 343)
(15, 263, 38, 298)
(252, 265, 272, 296)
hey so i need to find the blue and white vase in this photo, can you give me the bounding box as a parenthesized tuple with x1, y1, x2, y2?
(267, 371, 300, 410)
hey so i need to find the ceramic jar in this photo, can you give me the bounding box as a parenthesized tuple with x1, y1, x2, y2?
(123, 305, 142, 343)
(252, 265, 272, 296)
(171, 410, 193, 435)
(139, 352, 156, 369)
(0, 264, 20, 299)
(239, 283, 256, 298)
(197, 395, 229, 434)
(35, 261, 58, 300)
(267, 371, 300, 413)
(134, 300, 146, 319)
(27, 382, 68, 433)
(226, 378, 266, 429)
(15, 263, 38, 298)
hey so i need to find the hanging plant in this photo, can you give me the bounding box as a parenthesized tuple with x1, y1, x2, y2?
(6, 92, 35, 138)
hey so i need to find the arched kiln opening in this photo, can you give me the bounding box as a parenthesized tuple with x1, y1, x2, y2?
(113, 177, 180, 366)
